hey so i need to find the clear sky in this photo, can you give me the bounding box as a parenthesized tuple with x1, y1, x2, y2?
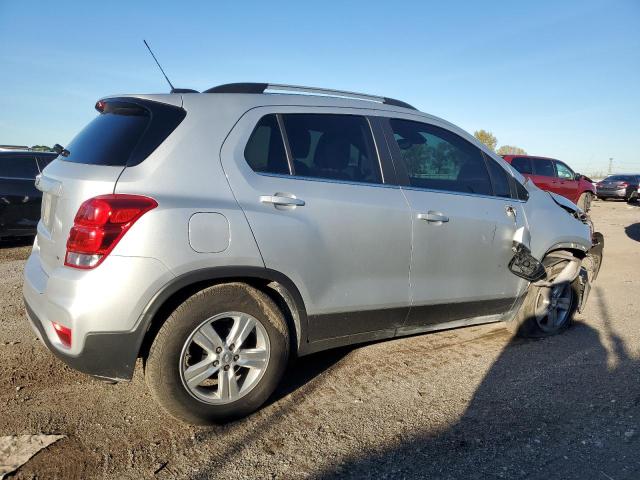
(1, 0, 638, 174)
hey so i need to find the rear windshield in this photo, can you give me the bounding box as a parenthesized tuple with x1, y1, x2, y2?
(62, 99, 186, 167)
(605, 175, 635, 182)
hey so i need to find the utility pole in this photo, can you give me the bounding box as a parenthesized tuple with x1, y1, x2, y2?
(608, 157, 613, 174)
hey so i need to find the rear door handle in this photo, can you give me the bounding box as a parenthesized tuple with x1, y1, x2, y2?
(260, 194, 305, 207)
(417, 211, 449, 223)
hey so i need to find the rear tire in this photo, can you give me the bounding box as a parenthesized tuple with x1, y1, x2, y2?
(506, 259, 579, 338)
(627, 191, 638, 203)
(145, 283, 290, 425)
(577, 192, 592, 212)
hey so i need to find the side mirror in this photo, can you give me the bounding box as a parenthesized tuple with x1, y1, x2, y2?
(509, 226, 545, 281)
(574, 173, 582, 181)
(52, 143, 70, 157)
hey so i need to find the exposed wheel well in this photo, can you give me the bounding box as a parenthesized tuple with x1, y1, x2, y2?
(544, 248, 586, 269)
(137, 274, 305, 362)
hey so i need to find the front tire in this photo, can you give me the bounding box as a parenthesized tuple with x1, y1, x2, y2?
(145, 283, 290, 425)
(507, 259, 579, 338)
(577, 192, 592, 212)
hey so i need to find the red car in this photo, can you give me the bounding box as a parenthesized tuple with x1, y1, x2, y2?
(502, 155, 595, 211)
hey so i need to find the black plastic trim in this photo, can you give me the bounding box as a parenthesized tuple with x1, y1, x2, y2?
(368, 116, 399, 185)
(24, 300, 139, 381)
(170, 88, 199, 93)
(204, 83, 268, 94)
(383, 97, 417, 110)
(308, 307, 408, 342)
(404, 297, 517, 329)
(134, 266, 309, 355)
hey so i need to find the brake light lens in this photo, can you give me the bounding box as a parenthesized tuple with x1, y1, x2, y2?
(52, 322, 72, 347)
(65, 194, 157, 269)
(620, 182, 629, 188)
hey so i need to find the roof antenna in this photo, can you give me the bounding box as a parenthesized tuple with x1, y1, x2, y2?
(143, 39, 176, 92)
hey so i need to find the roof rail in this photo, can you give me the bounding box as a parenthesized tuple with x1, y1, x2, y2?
(203, 83, 417, 110)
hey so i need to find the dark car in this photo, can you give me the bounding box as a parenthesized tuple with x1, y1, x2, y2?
(0, 151, 57, 239)
(595, 174, 640, 202)
(502, 155, 596, 211)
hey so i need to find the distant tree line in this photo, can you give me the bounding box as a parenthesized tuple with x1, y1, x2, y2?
(30, 145, 55, 152)
(472, 130, 527, 156)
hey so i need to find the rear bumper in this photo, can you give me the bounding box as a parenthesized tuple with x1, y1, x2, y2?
(596, 189, 626, 198)
(24, 300, 140, 381)
(22, 246, 174, 381)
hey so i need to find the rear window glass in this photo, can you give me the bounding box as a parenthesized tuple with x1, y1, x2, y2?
(532, 158, 555, 177)
(282, 114, 382, 184)
(244, 115, 289, 175)
(606, 175, 635, 182)
(62, 100, 185, 167)
(0, 156, 39, 179)
(510, 157, 532, 175)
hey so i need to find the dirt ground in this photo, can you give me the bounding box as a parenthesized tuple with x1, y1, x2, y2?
(1, 200, 639, 479)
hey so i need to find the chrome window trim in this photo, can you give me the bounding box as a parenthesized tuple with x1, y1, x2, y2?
(400, 184, 527, 203)
(254, 172, 401, 190)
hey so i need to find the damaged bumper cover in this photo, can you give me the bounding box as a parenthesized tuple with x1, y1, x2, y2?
(577, 232, 604, 311)
(509, 232, 604, 312)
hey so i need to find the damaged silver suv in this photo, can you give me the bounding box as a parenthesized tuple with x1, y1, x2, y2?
(23, 83, 603, 424)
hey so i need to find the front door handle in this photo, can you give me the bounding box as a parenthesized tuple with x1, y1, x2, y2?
(417, 211, 449, 224)
(260, 194, 305, 207)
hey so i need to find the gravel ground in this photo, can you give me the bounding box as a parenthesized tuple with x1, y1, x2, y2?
(1, 200, 638, 479)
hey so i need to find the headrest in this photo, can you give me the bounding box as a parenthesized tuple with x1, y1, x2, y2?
(315, 132, 351, 171)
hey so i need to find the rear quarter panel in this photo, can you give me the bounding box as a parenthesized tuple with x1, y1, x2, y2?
(112, 95, 265, 275)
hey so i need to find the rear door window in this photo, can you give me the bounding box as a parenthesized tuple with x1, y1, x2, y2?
(0, 156, 39, 179)
(389, 118, 492, 196)
(510, 157, 532, 175)
(281, 114, 382, 184)
(244, 115, 289, 175)
(532, 158, 556, 177)
(62, 99, 186, 167)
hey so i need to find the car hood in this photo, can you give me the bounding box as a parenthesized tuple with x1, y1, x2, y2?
(547, 191, 592, 228)
(548, 191, 580, 212)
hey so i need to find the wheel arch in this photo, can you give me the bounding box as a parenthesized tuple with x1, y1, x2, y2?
(136, 267, 309, 362)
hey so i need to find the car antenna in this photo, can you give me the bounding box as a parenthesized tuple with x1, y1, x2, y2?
(142, 40, 199, 94)
(143, 39, 176, 92)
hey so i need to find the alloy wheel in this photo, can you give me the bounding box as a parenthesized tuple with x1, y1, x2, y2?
(179, 311, 270, 404)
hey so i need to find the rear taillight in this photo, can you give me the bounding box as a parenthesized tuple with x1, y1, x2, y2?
(620, 182, 629, 188)
(65, 194, 157, 269)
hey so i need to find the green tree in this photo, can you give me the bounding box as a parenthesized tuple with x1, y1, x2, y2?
(473, 130, 497, 152)
(497, 145, 527, 155)
(30, 145, 54, 152)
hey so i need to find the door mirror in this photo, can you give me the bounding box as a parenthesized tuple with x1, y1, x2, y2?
(574, 173, 582, 181)
(509, 226, 545, 281)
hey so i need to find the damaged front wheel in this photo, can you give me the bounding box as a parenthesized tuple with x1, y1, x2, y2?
(506, 258, 579, 338)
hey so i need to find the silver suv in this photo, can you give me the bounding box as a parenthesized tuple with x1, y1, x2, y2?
(23, 83, 604, 424)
